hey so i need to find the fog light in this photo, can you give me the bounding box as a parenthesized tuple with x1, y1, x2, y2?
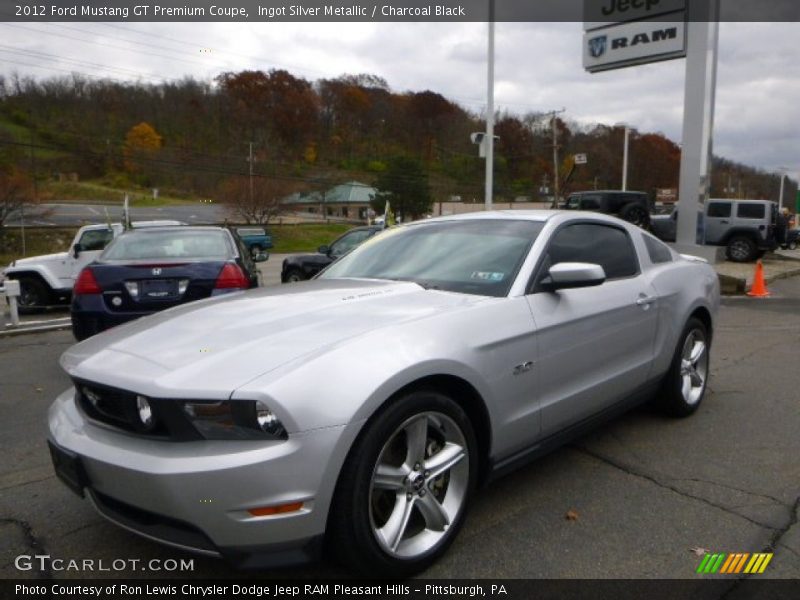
(136, 395, 154, 429)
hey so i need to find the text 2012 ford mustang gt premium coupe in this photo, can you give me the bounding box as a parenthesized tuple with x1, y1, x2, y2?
(48, 211, 719, 576)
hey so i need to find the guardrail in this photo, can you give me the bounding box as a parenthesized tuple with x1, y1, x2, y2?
(0, 279, 20, 326)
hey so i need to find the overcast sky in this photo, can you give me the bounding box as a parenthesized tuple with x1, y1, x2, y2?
(1, 21, 797, 181)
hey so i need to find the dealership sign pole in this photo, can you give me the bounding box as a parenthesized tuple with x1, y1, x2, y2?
(584, 0, 720, 256)
(675, 1, 719, 248)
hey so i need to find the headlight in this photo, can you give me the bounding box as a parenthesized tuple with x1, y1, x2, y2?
(135, 395, 154, 431)
(180, 400, 287, 441)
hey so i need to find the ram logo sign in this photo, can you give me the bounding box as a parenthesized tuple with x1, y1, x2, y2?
(588, 35, 608, 58)
(583, 17, 686, 73)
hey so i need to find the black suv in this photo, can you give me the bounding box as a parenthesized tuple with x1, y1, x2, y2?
(564, 190, 653, 228)
(281, 225, 383, 282)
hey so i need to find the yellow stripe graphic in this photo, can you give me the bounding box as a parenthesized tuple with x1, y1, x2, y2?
(758, 554, 773, 573)
(744, 554, 761, 574)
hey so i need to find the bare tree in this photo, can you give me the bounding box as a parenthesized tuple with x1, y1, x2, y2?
(218, 175, 303, 224)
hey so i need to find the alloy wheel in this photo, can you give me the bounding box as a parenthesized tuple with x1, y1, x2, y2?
(368, 411, 469, 559)
(680, 329, 708, 406)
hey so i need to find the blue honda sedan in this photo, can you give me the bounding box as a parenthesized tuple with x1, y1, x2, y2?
(71, 226, 265, 340)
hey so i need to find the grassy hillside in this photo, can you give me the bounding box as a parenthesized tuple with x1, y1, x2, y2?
(38, 180, 196, 206)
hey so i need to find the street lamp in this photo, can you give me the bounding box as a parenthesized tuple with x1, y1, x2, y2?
(616, 123, 631, 191)
(776, 166, 789, 212)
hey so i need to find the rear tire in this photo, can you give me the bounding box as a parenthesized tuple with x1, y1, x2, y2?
(726, 236, 758, 262)
(619, 203, 650, 229)
(328, 390, 477, 577)
(14, 276, 50, 314)
(657, 318, 710, 418)
(71, 319, 95, 342)
(284, 268, 305, 283)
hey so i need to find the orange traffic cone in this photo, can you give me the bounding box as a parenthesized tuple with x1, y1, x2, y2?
(746, 260, 771, 298)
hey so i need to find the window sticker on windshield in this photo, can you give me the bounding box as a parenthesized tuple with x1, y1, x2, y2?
(470, 271, 505, 282)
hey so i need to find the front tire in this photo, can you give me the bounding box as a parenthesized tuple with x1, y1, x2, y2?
(619, 203, 650, 229)
(15, 276, 50, 313)
(789, 240, 798, 251)
(328, 390, 477, 577)
(726, 236, 757, 262)
(658, 318, 710, 418)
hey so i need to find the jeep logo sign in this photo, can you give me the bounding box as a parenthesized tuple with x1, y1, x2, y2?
(584, 0, 686, 30)
(583, 17, 686, 73)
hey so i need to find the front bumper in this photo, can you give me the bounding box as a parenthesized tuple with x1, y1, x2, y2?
(48, 388, 354, 568)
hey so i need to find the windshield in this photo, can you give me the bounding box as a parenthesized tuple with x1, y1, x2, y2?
(101, 230, 233, 261)
(319, 219, 544, 297)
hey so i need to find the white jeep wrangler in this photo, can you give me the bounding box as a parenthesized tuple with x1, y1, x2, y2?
(1, 221, 181, 311)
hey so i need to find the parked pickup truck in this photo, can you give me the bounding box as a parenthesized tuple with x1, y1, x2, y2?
(235, 227, 273, 258)
(1, 220, 182, 311)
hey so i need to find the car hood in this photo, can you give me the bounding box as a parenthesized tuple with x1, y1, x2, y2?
(61, 279, 484, 398)
(10, 251, 68, 267)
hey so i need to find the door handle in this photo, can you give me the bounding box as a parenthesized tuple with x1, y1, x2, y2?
(636, 295, 657, 307)
(720, 220, 729, 224)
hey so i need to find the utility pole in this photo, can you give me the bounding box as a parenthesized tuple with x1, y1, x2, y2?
(246, 142, 255, 206)
(622, 126, 630, 191)
(485, 0, 495, 210)
(549, 108, 566, 208)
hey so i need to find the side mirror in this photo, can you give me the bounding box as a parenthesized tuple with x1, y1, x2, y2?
(542, 262, 606, 292)
(317, 245, 330, 255)
(72, 244, 82, 259)
(253, 251, 269, 263)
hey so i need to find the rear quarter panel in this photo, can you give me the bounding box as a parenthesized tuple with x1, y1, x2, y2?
(643, 258, 719, 379)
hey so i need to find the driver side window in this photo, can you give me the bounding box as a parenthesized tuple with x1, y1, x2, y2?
(533, 223, 639, 292)
(77, 229, 114, 252)
(330, 230, 370, 257)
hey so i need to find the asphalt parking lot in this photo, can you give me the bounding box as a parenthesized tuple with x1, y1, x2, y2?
(1, 277, 798, 581)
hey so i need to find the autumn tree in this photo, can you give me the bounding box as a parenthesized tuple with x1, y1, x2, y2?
(0, 167, 33, 231)
(217, 69, 318, 155)
(371, 156, 432, 221)
(122, 122, 163, 183)
(218, 175, 302, 225)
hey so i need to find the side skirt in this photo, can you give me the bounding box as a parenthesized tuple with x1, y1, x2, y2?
(487, 378, 662, 483)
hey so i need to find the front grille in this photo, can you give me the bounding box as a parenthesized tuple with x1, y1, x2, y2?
(91, 490, 219, 554)
(74, 380, 201, 441)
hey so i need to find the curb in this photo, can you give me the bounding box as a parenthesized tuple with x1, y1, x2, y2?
(718, 264, 800, 296)
(1, 319, 71, 337)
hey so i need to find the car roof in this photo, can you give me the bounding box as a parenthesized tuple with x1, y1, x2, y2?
(416, 210, 642, 229)
(570, 190, 646, 195)
(422, 210, 558, 224)
(707, 198, 775, 204)
(116, 226, 226, 235)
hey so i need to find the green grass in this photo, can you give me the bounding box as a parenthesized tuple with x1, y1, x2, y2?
(0, 227, 74, 266)
(39, 180, 196, 206)
(0, 117, 70, 160)
(269, 223, 352, 253)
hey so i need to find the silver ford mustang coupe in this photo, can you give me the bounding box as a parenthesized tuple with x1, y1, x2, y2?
(48, 211, 719, 576)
